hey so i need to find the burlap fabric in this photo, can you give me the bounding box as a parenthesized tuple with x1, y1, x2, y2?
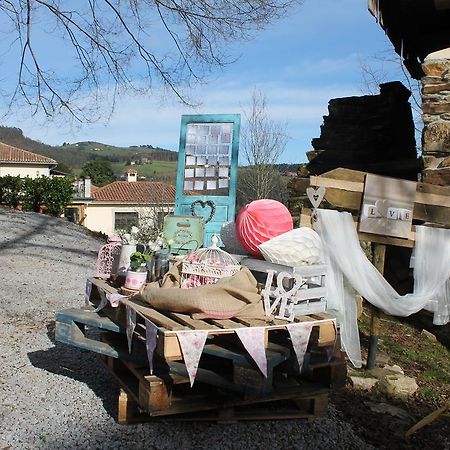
(136, 263, 265, 320)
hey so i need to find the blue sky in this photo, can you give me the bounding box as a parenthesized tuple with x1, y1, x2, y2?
(1, 0, 398, 163)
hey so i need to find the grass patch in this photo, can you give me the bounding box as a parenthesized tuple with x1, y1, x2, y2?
(359, 310, 450, 402)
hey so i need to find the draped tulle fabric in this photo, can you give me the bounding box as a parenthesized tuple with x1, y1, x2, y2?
(316, 209, 450, 368)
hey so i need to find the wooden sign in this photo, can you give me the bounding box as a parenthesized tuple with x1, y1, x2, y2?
(262, 268, 327, 321)
(359, 174, 416, 239)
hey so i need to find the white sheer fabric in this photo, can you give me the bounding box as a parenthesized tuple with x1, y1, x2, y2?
(316, 209, 450, 368)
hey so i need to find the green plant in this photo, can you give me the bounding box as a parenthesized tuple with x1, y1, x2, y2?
(129, 251, 152, 272)
(0, 175, 22, 208)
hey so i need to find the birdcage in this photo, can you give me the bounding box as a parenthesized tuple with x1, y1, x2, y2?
(181, 235, 240, 288)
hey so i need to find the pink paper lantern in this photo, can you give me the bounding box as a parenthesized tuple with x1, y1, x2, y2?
(236, 199, 293, 256)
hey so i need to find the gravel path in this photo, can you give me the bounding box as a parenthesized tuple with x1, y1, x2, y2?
(0, 209, 373, 450)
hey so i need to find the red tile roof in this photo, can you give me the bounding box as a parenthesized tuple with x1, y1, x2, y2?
(0, 142, 56, 164)
(93, 181, 176, 203)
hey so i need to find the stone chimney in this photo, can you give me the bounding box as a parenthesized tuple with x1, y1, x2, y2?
(421, 48, 450, 186)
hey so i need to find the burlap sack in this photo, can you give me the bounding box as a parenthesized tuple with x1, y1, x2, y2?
(136, 263, 265, 320)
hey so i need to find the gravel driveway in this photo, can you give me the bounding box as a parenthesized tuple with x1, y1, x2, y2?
(0, 209, 373, 449)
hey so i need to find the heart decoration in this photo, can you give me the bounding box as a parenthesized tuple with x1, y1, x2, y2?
(375, 199, 390, 217)
(306, 186, 326, 209)
(190, 200, 216, 224)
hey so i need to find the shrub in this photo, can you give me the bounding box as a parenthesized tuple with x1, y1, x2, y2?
(0, 175, 22, 208)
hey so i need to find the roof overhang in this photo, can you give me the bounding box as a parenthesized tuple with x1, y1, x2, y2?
(369, 0, 450, 79)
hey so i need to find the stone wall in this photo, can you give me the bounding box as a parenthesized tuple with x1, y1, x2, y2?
(421, 50, 450, 186)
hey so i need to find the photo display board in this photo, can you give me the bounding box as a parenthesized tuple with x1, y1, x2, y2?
(182, 122, 233, 195)
(175, 114, 240, 246)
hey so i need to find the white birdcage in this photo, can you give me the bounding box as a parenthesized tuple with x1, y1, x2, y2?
(181, 235, 240, 288)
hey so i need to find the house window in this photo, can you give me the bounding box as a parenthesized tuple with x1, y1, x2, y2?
(114, 211, 139, 231)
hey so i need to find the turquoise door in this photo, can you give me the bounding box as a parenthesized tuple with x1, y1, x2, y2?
(175, 114, 240, 247)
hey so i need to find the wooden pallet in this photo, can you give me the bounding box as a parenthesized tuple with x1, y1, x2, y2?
(104, 356, 329, 424)
(88, 277, 338, 362)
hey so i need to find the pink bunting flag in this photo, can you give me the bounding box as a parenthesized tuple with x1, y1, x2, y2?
(286, 322, 314, 372)
(235, 327, 267, 377)
(176, 330, 208, 386)
(144, 319, 158, 374)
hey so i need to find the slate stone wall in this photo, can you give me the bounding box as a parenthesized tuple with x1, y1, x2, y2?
(421, 57, 450, 186)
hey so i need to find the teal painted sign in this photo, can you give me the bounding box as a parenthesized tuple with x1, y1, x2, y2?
(175, 114, 240, 247)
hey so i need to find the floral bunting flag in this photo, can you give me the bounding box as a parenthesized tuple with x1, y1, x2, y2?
(126, 305, 137, 354)
(286, 322, 314, 371)
(144, 319, 158, 374)
(235, 327, 267, 377)
(176, 330, 209, 386)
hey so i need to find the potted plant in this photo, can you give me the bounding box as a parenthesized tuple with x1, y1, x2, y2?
(124, 251, 152, 290)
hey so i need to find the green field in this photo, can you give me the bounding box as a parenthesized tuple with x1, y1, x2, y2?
(111, 161, 178, 179)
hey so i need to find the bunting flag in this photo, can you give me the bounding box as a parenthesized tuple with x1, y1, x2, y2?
(145, 319, 158, 374)
(235, 327, 267, 377)
(286, 322, 314, 372)
(107, 292, 129, 307)
(84, 280, 92, 306)
(92, 288, 108, 313)
(126, 305, 137, 354)
(176, 330, 209, 386)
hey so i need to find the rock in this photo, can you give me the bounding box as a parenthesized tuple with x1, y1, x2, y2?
(421, 329, 437, 341)
(422, 121, 450, 152)
(365, 401, 414, 422)
(422, 167, 450, 185)
(422, 103, 450, 115)
(422, 59, 450, 77)
(350, 376, 378, 391)
(378, 374, 418, 399)
(370, 364, 404, 379)
(422, 82, 450, 95)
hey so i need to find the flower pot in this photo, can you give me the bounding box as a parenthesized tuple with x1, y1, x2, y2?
(118, 244, 136, 274)
(124, 270, 148, 290)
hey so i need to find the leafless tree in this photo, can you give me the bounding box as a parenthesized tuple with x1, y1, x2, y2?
(0, 1, 298, 123)
(238, 88, 289, 206)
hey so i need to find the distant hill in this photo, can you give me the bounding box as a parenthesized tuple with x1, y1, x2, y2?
(0, 126, 178, 175)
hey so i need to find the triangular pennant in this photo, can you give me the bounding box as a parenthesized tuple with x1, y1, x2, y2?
(107, 292, 129, 307)
(92, 288, 108, 313)
(126, 305, 137, 354)
(144, 319, 158, 374)
(176, 330, 208, 386)
(235, 327, 267, 377)
(286, 322, 314, 372)
(84, 280, 93, 306)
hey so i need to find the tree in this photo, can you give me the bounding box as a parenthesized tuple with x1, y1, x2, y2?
(238, 89, 289, 207)
(1, 1, 298, 122)
(81, 160, 116, 186)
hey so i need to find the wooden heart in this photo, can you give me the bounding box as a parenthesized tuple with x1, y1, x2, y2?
(190, 200, 216, 224)
(306, 186, 326, 209)
(375, 199, 389, 217)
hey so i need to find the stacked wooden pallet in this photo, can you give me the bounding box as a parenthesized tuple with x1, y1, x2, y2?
(55, 275, 346, 424)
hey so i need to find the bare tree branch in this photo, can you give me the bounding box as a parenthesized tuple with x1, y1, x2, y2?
(238, 88, 289, 205)
(0, 0, 300, 122)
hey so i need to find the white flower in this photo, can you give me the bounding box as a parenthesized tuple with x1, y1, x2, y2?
(147, 240, 161, 252)
(131, 226, 140, 235)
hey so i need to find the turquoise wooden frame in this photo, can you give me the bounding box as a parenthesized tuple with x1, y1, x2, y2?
(175, 114, 240, 247)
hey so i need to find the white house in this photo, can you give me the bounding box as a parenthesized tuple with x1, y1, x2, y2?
(70, 175, 175, 236)
(0, 142, 57, 178)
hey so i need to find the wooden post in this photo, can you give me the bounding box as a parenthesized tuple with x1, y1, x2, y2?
(366, 243, 386, 370)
